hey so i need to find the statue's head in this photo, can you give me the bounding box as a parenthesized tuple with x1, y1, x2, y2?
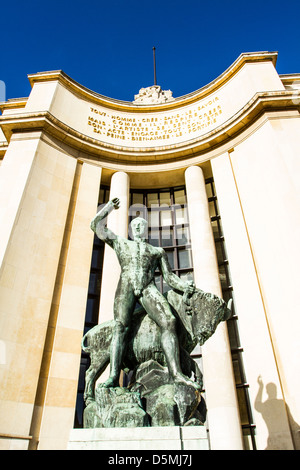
(130, 217, 148, 240)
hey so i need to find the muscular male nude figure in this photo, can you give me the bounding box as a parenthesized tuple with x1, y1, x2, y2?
(90, 197, 199, 390)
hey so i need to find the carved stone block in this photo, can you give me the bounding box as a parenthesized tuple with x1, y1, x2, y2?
(84, 386, 149, 428)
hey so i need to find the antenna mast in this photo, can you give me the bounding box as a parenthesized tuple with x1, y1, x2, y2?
(152, 47, 157, 86)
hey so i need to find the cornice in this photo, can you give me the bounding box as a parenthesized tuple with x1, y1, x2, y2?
(0, 142, 8, 158)
(0, 89, 298, 164)
(27, 52, 278, 113)
(0, 98, 28, 113)
(279, 74, 300, 87)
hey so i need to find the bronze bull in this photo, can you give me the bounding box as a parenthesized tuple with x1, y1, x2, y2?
(82, 288, 232, 405)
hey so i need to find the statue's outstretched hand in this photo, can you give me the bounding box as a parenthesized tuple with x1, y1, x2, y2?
(90, 198, 120, 233)
(111, 197, 120, 210)
(183, 280, 195, 315)
(185, 280, 195, 295)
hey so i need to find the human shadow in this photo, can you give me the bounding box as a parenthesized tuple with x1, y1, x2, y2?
(254, 375, 299, 450)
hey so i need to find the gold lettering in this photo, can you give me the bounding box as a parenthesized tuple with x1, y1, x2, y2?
(88, 97, 223, 143)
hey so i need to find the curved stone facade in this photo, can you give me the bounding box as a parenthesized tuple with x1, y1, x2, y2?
(0, 52, 299, 450)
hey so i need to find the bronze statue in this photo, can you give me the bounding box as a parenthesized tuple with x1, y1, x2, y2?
(83, 198, 232, 427)
(90, 197, 198, 390)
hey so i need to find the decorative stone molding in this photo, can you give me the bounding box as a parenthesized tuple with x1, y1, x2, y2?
(134, 85, 175, 104)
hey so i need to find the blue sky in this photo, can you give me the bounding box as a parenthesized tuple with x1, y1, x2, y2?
(1, 0, 300, 103)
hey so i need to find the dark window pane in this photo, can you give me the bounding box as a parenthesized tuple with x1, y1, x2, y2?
(242, 428, 255, 450)
(161, 210, 172, 226)
(88, 273, 98, 294)
(149, 228, 159, 247)
(178, 249, 192, 269)
(147, 193, 159, 207)
(211, 219, 221, 238)
(78, 362, 88, 391)
(208, 200, 216, 218)
(162, 280, 172, 294)
(149, 210, 159, 227)
(214, 239, 223, 260)
(160, 191, 171, 206)
(85, 297, 99, 324)
(155, 275, 161, 292)
(99, 189, 105, 205)
(174, 189, 186, 205)
(206, 183, 214, 199)
(227, 319, 240, 349)
(132, 193, 144, 205)
(237, 387, 251, 426)
(91, 248, 104, 270)
(231, 352, 243, 385)
(166, 251, 174, 270)
(161, 228, 173, 247)
(176, 227, 189, 246)
(175, 207, 188, 224)
(219, 264, 228, 289)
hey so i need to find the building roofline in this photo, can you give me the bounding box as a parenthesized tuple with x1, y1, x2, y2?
(26, 51, 279, 112)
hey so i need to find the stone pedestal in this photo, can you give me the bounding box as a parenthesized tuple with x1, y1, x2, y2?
(68, 426, 209, 450)
(84, 371, 206, 430)
(84, 387, 149, 428)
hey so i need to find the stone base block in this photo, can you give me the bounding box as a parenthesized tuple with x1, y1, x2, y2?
(68, 426, 209, 450)
(84, 387, 148, 428)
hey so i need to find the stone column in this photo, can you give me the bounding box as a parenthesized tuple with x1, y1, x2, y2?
(185, 165, 243, 450)
(34, 162, 102, 450)
(211, 152, 294, 450)
(98, 171, 130, 324)
(0, 132, 77, 449)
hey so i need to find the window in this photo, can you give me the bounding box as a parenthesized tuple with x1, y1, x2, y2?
(129, 187, 193, 294)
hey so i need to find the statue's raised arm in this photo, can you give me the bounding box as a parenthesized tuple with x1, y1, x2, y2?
(90, 197, 120, 247)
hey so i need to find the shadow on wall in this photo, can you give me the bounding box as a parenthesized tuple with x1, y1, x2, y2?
(255, 376, 299, 450)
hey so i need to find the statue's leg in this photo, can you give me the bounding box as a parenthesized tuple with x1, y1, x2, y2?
(100, 281, 136, 388)
(84, 353, 110, 403)
(139, 283, 200, 390)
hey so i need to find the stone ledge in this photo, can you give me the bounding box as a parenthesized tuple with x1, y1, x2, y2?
(68, 426, 209, 450)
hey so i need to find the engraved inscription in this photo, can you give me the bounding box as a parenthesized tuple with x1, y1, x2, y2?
(87, 96, 223, 145)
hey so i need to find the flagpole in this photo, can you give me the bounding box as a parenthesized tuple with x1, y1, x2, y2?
(152, 47, 157, 86)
